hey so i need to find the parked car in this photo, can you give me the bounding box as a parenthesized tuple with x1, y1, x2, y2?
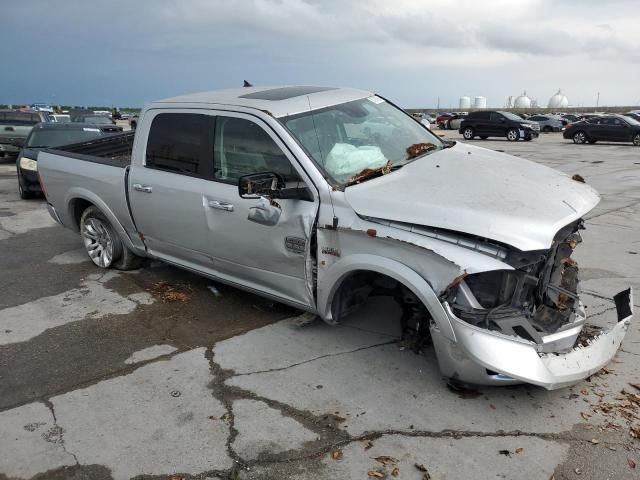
(38, 85, 632, 390)
(16, 122, 107, 198)
(30, 103, 54, 113)
(563, 115, 640, 146)
(120, 111, 130, 120)
(49, 114, 71, 123)
(459, 111, 540, 141)
(561, 114, 580, 123)
(0, 110, 50, 158)
(446, 113, 467, 130)
(71, 114, 123, 133)
(436, 113, 453, 129)
(624, 112, 640, 122)
(411, 113, 431, 130)
(527, 115, 564, 132)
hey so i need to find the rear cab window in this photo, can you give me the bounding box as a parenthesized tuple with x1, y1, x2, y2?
(145, 113, 215, 178)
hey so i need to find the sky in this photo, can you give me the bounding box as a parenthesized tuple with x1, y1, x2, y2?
(2, 0, 640, 108)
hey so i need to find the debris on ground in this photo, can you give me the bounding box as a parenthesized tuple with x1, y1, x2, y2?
(364, 440, 374, 450)
(515, 447, 524, 454)
(331, 449, 343, 460)
(367, 469, 385, 478)
(587, 385, 640, 441)
(498, 450, 511, 457)
(374, 456, 398, 466)
(149, 281, 192, 302)
(628, 458, 636, 469)
(391, 467, 399, 477)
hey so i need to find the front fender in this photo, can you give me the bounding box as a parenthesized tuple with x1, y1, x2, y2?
(317, 254, 456, 341)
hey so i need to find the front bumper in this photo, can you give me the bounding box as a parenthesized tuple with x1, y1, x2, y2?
(432, 288, 633, 390)
(18, 167, 41, 192)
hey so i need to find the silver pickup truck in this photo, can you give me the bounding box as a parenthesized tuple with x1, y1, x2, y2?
(38, 86, 633, 390)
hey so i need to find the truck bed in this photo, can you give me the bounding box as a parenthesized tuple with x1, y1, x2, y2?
(38, 131, 139, 244)
(49, 131, 135, 167)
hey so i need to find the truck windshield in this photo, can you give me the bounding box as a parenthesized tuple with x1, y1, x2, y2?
(282, 97, 443, 185)
(27, 129, 103, 148)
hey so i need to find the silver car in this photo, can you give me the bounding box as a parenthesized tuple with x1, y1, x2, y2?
(38, 86, 633, 390)
(528, 115, 564, 133)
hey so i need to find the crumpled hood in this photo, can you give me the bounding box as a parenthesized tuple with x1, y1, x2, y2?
(344, 143, 600, 251)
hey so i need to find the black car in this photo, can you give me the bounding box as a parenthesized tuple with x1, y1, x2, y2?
(563, 115, 640, 146)
(17, 123, 106, 199)
(458, 111, 540, 141)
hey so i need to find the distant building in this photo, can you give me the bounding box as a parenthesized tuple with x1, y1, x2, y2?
(473, 96, 487, 109)
(459, 96, 471, 109)
(548, 89, 569, 109)
(514, 91, 531, 108)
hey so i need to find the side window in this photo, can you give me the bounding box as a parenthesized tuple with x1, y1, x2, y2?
(214, 116, 300, 183)
(146, 113, 214, 177)
(489, 112, 503, 121)
(612, 118, 623, 126)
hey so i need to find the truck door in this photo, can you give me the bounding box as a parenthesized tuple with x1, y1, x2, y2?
(201, 113, 318, 308)
(128, 111, 215, 267)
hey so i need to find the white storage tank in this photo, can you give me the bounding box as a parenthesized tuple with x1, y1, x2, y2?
(548, 89, 569, 109)
(473, 96, 487, 109)
(459, 96, 471, 110)
(514, 91, 531, 108)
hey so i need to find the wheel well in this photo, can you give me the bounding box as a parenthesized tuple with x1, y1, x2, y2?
(330, 270, 432, 350)
(70, 198, 94, 231)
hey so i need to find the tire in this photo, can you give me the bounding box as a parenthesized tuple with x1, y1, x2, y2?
(573, 131, 587, 144)
(479, 136, 488, 140)
(507, 128, 519, 141)
(18, 181, 34, 200)
(462, 127, 475, 140)
(633, 133, 640, 147)
(130, 121, 137, 130)
(80, 206, 142, 270)
(543, 126, 552, 133)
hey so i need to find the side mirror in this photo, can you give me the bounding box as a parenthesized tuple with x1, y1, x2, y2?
(238, 172, 313, 201)
(238, 172, 284, 199)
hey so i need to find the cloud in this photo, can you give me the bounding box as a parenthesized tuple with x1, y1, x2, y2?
(2, 0, 639, 106)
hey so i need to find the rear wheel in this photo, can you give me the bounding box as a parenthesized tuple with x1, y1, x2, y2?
(633, 133, 640, 146)
(463, 127, 475, 140)
(80, 206, 142, 270)
(507, 128, 519, 141)
(573, 131, 587, 144)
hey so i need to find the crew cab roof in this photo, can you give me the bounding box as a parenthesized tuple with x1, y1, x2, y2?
(153, 85, 373, 118)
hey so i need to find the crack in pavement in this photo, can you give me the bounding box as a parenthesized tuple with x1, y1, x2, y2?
(41, 399, 80, 466)
(232, 339, 399, 377)
(0, 348, 186, 414)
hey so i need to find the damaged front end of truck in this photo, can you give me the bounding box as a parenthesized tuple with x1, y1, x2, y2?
(433, 220, 633, 390)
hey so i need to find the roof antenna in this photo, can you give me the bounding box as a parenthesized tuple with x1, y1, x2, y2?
(243, 80, 253, 87)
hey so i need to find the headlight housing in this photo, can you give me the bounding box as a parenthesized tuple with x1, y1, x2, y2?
(520, 123, 532, 129)
(19, 157, 37, 171)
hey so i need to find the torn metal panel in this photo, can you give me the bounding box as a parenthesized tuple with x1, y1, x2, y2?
(435, 288, 631, 390)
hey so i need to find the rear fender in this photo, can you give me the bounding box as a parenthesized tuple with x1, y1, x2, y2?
(65, 187, 143, 255)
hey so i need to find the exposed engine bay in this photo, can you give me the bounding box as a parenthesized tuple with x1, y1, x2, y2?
(444, 220, 584, 350)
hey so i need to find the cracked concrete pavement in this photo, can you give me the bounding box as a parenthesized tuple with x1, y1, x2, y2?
(1, 133, 640, 479)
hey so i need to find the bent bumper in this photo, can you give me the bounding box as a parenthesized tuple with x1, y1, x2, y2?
(432, 288, 632, 390)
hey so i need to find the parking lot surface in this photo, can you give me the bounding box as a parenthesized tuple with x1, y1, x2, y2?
(1, 132, 639, 479)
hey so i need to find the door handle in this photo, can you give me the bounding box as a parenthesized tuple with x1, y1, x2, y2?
(132, 183, 152, 193)
(207, 199, 234, 212)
